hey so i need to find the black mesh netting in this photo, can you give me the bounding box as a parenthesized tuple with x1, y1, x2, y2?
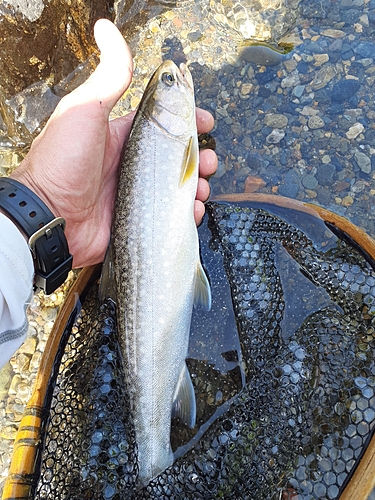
(33, 200, 375, 499)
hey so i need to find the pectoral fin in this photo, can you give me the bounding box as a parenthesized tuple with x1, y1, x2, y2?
(194, 261, 212, 311)
(179, 135, 198, 187)
(172, 363, 196, 428)
(98, 243, 116, 302)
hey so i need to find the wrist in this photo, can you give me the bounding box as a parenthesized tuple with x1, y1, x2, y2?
(10, 170, 58, 220)
(0, 178, 72, 294)
(0, 207, 29, 242)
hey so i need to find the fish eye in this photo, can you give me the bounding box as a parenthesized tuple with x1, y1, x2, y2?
(161, 72, 175, 86)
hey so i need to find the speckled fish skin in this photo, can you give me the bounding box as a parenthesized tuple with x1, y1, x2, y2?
(108, 61, 210, 486)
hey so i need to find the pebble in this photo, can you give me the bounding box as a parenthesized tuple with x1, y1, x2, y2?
(354, 42, 375, 58)
(240, 83, 254, 96)
(305, 189, 318, 198)
(354, 151, 372, 173)
(16, 383, 31, 405)
(309, 65, 337, 90)
(313, 54, 330, 66)
(238, 44, 284, 66)
(13, 354, 31, 373)
(244, 176, 266, 193)
(293, 85, 305, 98)
(40, 307, 58, 323)
(308, 116, 325, 129)
(342, 195, 354, 206)
(29, 350, 42, 372)
(284, 59, 298, 72)
(278, 169, 300, 198)
(321, 29, 346, 38)
(0, 426, 17, 441)
(346, 122, 365, 139)
(0, 366, 12, 400)
(332, 79, 361, 103)
(17, 338, 36, 356)
(264, 114, 288, 128)
(316, 163, 336, 185)
(335, 181, 351, 192)
(300, 106, 319, 116)
(214, 160, 226, 179)
(281, 70, 301, 88)
(302, 174, 319, 189)
(8, 375, 22, 396)
(352, 180, 367, 193)
(266, 129, 285, 144)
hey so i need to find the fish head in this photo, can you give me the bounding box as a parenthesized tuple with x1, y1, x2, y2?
(140, 60, 196, 139)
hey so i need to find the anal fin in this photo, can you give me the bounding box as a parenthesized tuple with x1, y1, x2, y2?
(194, 261, 212, 311)
(172, 363, 196, 428)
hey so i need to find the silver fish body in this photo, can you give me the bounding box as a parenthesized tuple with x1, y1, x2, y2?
(101, 60, 211, 485)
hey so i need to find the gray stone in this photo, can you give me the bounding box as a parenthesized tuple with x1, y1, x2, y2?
(231, 122, 243, 136)
(266, 129, 286, 144)
(281, 70, 301, 88)
(310, 65, 337, 90)
(316, 186, 332, 205)
(264, 114, 289, 128)
(354, 151, 372, 173)
(238, 45, 284, 66)
(308, 116, 325, 129)
(332, 79, 361, 103)
(354, 42, 375, 58)
(329, 39, 343, 52)
(293, 85, 305, 98)
(302, 174, 318, 189)
(316, 163, 336, 185)
(279, 169, 300, 198)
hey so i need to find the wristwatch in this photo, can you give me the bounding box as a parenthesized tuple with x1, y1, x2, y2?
(0, 178, 73, 295)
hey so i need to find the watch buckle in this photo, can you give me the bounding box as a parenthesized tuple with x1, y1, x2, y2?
(28, 217, 66, 256)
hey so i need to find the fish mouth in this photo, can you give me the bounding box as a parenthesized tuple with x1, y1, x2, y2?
(179, 62, 194, 91)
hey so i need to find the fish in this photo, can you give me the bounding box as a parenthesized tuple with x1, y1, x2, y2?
(100, 60, 212, 486)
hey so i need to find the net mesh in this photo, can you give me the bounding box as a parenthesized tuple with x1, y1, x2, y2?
(31, 200, 375, 499)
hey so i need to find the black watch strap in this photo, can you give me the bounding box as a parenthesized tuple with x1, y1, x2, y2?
(0, 178, 73, 295)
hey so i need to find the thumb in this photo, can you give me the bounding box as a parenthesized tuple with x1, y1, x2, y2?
(61, 19, 133, 114)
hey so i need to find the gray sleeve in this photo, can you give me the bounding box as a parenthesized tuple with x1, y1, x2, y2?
(0, 213, 34, 368)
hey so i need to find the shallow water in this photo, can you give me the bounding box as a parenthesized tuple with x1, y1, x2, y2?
(1, 0, 375, 497)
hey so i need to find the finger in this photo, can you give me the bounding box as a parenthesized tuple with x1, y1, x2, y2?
(93, 19, 133, 104)
(194, 200, 205, 226)
(62, 19, 133, 114)
(196, 177, 210, 203)
(196, 108, 214, 134)
(199, 149, 218, 178)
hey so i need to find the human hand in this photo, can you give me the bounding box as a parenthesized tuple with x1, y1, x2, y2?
(11, 19, 217, 269)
